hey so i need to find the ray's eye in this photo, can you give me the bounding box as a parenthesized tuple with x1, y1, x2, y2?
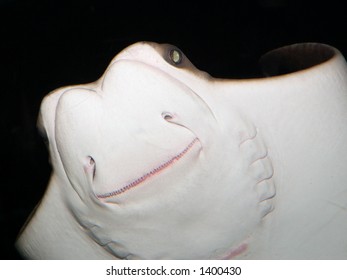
(169, 49, 183, 65)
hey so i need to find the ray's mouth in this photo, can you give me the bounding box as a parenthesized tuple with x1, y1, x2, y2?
(95, 137, 200, 199)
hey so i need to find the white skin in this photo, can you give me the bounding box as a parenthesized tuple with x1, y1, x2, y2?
(49, 43, 275, 259)
(17, 42, 347, 259)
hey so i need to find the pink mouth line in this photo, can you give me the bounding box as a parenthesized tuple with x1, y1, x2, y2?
(96, 137, 199, 199)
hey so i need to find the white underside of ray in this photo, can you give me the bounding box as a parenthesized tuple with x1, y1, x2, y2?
(16, 42, 347, 259)
(205, 54, 347, 259)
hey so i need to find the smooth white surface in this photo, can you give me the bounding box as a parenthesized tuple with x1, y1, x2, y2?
(16, 42, 347, 259)
(2, 260, 347, 280)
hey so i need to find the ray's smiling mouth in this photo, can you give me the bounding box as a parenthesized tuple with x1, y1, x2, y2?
(90, 44, 211, 201)
(89, 137, 201, 200)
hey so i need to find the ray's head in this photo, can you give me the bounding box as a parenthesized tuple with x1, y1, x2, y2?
(42, 42, 216, 204)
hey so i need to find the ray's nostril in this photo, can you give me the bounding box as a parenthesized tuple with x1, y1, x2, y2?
(87, 156, 96, 179)
(162, 111, 174, 121)
(89, 156, 95, 165)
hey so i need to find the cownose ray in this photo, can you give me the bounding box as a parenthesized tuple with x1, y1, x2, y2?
(16, 42, 347, 259)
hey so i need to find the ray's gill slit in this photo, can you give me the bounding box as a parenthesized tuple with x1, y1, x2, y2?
(96, 137, 199, 199)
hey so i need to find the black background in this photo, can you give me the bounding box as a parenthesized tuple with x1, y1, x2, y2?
(1, 0, 346, 259)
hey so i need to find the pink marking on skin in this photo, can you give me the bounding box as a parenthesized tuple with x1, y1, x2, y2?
(222, 243, 248, 260)
(96, 138, 199, 199)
